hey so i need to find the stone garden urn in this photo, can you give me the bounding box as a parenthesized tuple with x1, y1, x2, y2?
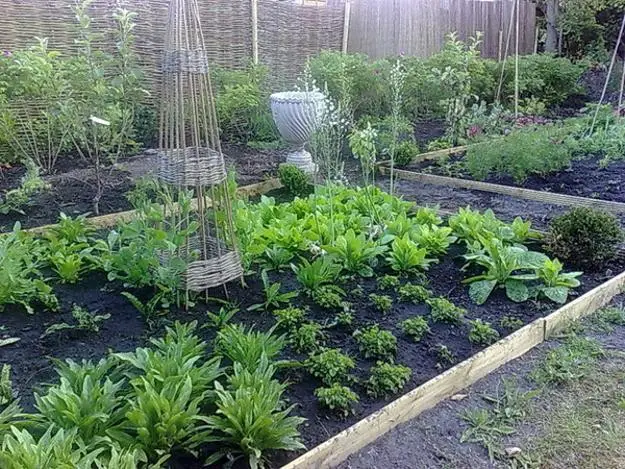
(270, 91, 325, 174)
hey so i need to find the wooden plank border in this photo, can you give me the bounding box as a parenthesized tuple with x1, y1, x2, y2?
(380, 166, 625, 214)
(282, 268, 625, 469)
(375, 144, 469, 166)
(20, 178, 282, 235)
(544, 269, 625, 338)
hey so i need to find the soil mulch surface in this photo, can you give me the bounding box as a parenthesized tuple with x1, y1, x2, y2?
(379, 177, 625, 230)
(2, 244, 623, 467)
(0, 143, 284, 231)
(406, 154, 625, 204)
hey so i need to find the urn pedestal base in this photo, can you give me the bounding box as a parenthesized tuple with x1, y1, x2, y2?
(286, 148, 317, 174)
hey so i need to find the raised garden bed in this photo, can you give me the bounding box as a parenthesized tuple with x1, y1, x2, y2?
(3, 179, 625, 468)
(398, 146, 625, 208)
(4, 243, 624, 468)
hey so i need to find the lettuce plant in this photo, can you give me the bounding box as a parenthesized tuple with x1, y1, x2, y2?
(412, 225, 457, 255)
(324, 229, 386, 277)
(535, 258, 582, 304)
(0, 224, 57, 314)
(33, 358, 127, 441)
(0, 427, 103, 469)
(292, 256, 342, 295)
(387, 234, 436, 274)
(463, 238, 547, 304)
(203, 359, 305, 469)
(216, 324, 286, 371)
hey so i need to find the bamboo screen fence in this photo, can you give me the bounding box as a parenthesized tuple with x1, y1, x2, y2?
(0, 0, 536, 95)
(347, 0, 537, 59)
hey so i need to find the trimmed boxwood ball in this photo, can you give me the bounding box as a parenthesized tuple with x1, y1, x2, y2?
(545, 207, 624, 269)
(393, 140, 420, 167)
(277, 164, 312, 198)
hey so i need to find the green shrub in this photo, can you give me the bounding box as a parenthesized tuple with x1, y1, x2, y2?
(398, 283, 432, 304)
(366, 362, 411, 398)
(306, 348, 355, 385)
(393, 140, 419, 167)
(312, 285, 345, 310)
(212, 64, 277, 143)
(273, 306, 306, 331)
(353, 325, 397, 360)
(546, 207, 624, 269)
(435, 344, 456, 365)
(499, 54, 585, 107)
(309, 51, 390, 118)
(278, 164, 312, 198)
(400, 316, 431, 342)
(377, 274, 400, 291)
(315, 384, 359, 417)
(465, 125, 573, 183)
(290, 322, 326, 354)
(335, 310, 354, 327)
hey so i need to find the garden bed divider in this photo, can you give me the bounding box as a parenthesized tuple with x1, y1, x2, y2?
(21, 178, 282, 235)
(378, 165, 625, 214)
(282, 268, 625, 469)
(411, 145, 469, 163)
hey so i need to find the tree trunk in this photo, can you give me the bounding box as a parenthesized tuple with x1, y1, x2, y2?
(545, 0, 559, 53)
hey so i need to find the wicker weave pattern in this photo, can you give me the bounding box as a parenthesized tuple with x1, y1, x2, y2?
(0, 0, 345, 96)
(186, 251, 242, 292)
(157, 148, 226, 187)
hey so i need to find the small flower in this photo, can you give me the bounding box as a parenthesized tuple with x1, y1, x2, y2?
(2, 50, 11, 57)
(89, 115, 111, 126)
(309, 243, 326, 258)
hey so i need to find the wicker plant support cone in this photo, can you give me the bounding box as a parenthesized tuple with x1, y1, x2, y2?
(157, 0, 242, 294)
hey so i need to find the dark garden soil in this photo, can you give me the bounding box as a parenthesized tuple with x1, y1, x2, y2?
(405, 153, 625, 204)
(413, 118, 446, 146)
(378, 176, 625, 230)
(0, 143, 283, 231)
(2, 240, 623, 467)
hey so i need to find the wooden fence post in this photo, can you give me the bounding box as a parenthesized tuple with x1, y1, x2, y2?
(342, 0, 351, 53)
(251, 0, 259, 64)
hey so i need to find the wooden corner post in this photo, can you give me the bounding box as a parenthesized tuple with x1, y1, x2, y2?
(251, 0, 259, 64)
(342, 0, 351, 53)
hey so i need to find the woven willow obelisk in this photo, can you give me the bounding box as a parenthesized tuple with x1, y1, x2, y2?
(157, 0, 242, 295)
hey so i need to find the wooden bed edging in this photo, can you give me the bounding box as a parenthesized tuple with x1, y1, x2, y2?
(23, 178, 282, 235)
(379, 166, 625, 214)
(282, 269, 625, 469)
(375, 145, 469, 169)
(544, 269, 625, 338)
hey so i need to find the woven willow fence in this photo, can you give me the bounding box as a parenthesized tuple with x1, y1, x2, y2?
(0, 0, 345, 97)
(0, 0, 536, 98)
